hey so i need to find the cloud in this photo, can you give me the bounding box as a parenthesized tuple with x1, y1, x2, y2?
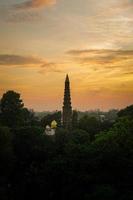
(0, 54, 43, 66)
(0, 54, 63, 74)
(0, 0, 56, 23)
(7, 10, 43, 23)
(39, 62, 64, 74)
(14, 0, 56, 10)
(87, 0, 133, 21)
(66, 49, 133, 66)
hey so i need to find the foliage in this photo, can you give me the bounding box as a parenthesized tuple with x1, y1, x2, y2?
(78, 115, 100, 140)
(0, 91, 39, 128)
(0, 126, 14, 200)
(41, 111, 61, 128)
(0, 91, 24, 127)
(0, 126, 14, 176)
(72, 110, 78, 128)
(0, 91, 133, 200)
(21, 108, 40, 126)
(117, 104, 133, 118)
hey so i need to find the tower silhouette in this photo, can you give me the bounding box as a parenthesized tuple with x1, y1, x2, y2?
(62, 74, 72, 129)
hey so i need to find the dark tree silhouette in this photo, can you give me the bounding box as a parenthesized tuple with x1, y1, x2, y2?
(41, 111, 61, 128)
(72, 110, 78, 128)
(118, 104, 133, 118)
(0, 91, 133, 200)
(1, 91, 24, 127)
(78, 115, 100, 140)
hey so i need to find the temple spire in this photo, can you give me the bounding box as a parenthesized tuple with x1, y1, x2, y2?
(66, 74, 69, 82)
(62, 74, 72, 129)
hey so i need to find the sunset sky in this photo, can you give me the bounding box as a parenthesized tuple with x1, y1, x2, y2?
(0, 0, 133, 111)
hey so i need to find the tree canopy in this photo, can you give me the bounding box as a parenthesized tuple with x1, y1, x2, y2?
(0, 90, 39, 127)
(0, 91, 24, 127)
(0, 90, 133, 200)
(117, 104, 133, 118)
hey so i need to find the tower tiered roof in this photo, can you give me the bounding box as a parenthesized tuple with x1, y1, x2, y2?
(62, 74, 72, 129)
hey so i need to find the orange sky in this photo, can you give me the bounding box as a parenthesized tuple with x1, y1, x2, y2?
(0, 0, 133, 111)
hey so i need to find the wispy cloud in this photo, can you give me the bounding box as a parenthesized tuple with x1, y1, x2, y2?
(0, 0, 57, 23)
(0, 54, 63, 74)
(39, 62, 64, 74)
(14, 0, 56, 10)
(88, 0, 133, 20)
(0, 54, 43, 66)
(67, 49, 133, 66)
(7, 10, 43, 23)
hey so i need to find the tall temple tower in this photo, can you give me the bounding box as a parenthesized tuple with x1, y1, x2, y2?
(62, 74, 72, 129)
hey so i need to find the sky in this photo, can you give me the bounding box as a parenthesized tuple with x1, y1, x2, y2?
(0, 0, 133, 111)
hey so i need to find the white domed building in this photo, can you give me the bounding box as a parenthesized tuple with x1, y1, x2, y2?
(45, 120, 57, 136)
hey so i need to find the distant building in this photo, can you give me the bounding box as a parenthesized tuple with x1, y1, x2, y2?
(51, 120, 57, 129)
(62, 74, 72, 129)
(45, 120, 57, 136)
(99, 114, 106, 122)
(45, 125, 52, 135)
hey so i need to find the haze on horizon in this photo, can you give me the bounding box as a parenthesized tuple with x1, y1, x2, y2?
(0, 0, 133, 111)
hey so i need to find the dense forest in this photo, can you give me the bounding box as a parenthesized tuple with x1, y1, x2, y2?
(0, 90, 133, 200)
